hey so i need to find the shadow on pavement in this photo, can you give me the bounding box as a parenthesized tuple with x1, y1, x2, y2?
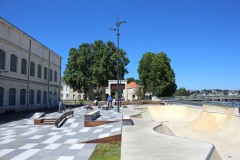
(0, 107, 58, 125)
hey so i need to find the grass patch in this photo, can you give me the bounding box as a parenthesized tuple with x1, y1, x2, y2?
(89, 141, 121, 160)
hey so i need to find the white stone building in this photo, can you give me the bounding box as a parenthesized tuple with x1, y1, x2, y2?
(61, 79, 84, 100)
(0, 17, 62, 113)
(60, 79, 142, 102)
(127, 82, 141, 101)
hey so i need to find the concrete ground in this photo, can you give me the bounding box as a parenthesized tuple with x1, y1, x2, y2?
(1, 103, 236, 160)
(121, 104, 240, 160)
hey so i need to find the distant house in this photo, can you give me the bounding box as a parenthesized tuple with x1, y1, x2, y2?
(61, 79, 84, 100)
(61, 80, 142, 102)
(127, 82, 141, 101)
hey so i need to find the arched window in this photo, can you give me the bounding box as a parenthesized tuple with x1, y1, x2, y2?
(0, 49, 6, 70)
(29, 89, 34, 104)
(21, 58, 27, 75)
(54, 71, 57, 82)
(20, 89, 26, 105)
(44, 67, 48, 80)
(50, 69, 53, 81)
(37, 90, 41, 104)
(9, 88, 16, 106)
(10, 54, 18, 72)
(0, 87, 4, 106)
(43, 91, 47, 103)
(37, 64, 42, 78)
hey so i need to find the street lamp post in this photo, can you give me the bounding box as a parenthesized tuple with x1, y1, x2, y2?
(111, 17, 126, 112)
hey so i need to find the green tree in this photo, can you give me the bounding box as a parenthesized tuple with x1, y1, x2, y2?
(138, 52, 176, 97)
(126, 77, 136, 83)
(152, 52, 176, 97)
(223, 90, 229, 95)
(64, 44, 92, 96)
(134, 87, 144, 100)
(135, 79, 142, 86)
(174, 88, 190, 96)
(64, 40, 130, 99)
(138, 52, 155, 96)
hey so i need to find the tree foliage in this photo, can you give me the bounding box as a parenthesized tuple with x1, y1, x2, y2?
(138, 52, 176, 97)
(126, 77, 135, 84)
(134, 87, 144, 100)
(174, 87, 190, 96)
(138, 52, 155, 95)
(63, 40, 130, 97)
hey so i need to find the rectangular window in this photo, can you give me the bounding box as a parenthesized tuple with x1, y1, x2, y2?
(50, 69, 53, 81)
(54, 71, 57, 82)
(0, 49, 6, 69)
(38, 65, 42, 78)
(30, 62, 35, 76)
(21, 58, 27, 75)
(10, 54, 17, 72)
(44, 67, 48, 80)
(0, 87, 4, 106)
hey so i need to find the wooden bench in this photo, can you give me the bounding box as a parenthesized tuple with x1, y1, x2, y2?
(55, 110, 74, 127)
(84, 109, 100, 121)
(34, 111, 74, 127)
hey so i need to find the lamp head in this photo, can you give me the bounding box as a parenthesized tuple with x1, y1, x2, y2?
(110, 28, 117, 31)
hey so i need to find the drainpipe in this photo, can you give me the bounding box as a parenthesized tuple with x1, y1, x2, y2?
(48, 51, 50, 108)
(27, 39, 31, 111)
(59, 57, 62, 102)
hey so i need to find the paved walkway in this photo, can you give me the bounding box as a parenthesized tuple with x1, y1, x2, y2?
(0, 106, 122, 160)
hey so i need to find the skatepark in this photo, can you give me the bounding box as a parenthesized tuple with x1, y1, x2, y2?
(122, 103, 240, 160)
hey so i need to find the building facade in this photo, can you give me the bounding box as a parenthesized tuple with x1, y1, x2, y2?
(106, 80, 128, 101)
(61, 79, 84, 100)
(0, 17, 62, 113)
(61, 80, 139, 102)
(127, 82, 141, 101)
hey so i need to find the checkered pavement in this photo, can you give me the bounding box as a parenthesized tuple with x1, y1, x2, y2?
(0, 107, 122, 160)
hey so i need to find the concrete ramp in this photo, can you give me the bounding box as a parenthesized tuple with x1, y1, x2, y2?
(31, 112, 45, 119)
(144, 104, 239, 159)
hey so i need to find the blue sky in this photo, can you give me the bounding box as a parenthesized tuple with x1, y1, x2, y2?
(1, 0, 240, 90)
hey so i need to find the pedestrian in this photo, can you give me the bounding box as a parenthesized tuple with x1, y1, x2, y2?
(113, 98, 116, 106)
(94, 98, 98, 106)
(107, 95, 113, 107)
(58, 99, 63, 113)
(62, 101, 65, 112)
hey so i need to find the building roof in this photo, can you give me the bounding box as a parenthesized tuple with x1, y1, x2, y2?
(0, 17, 62, 59)
(127, 82, 140, 88)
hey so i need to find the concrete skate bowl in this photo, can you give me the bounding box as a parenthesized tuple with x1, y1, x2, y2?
(136, 104, 240, 160)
